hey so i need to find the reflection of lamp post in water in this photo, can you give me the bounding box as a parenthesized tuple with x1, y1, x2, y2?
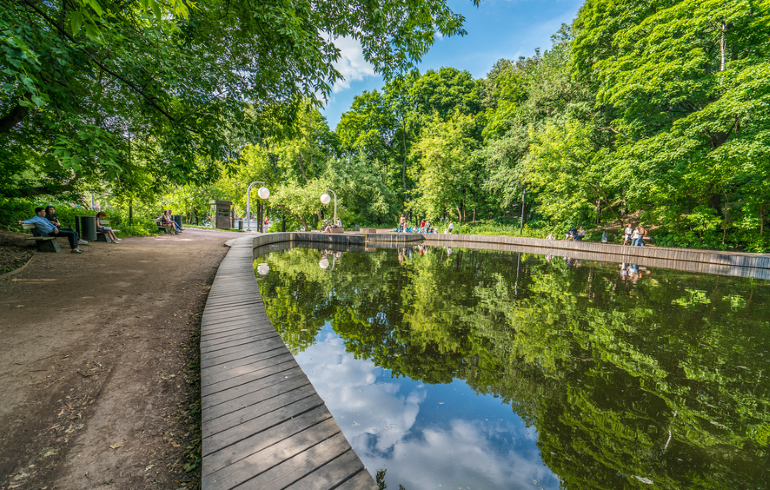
(246, 181, 270, 232)
(319, 251, 338, 271)
(257, 263, 270, 275)
(320, 189, 337, 223)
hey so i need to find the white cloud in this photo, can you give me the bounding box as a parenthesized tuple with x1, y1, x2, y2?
(331, 36, 376, 93)
(295, 330, 560, 490)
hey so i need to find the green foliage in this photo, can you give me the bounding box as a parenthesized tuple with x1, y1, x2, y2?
(1, 0, 469, 199)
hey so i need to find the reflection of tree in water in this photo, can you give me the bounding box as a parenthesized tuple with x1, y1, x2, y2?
(257, 246, 770, 488)
(375, 468, 406, 490)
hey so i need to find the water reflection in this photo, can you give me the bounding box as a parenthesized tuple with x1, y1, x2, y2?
(256, 245, 770, 489)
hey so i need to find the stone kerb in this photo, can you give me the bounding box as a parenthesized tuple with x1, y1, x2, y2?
(421, 233, 770, 270)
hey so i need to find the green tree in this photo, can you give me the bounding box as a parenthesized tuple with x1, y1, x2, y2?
(1, 0, 471, 198)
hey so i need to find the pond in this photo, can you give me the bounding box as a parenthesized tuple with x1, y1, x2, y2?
(254, 244, 770, 490)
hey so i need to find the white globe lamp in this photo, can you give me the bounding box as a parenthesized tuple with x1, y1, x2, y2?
(257, 263, 270, 275)
(320, 193, 331, 205)
(319, 258, 330, 269)
(258, 187, 270, 200)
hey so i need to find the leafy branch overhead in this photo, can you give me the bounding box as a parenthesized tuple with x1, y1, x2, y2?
(0, 0, 469, 196)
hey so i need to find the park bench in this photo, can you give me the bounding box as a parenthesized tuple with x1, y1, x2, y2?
(153, 218, 173, 234)
(21, 223, 61, 252)
(96, 220, 120, 242)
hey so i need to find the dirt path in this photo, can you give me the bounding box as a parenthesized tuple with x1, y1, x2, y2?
(0, 228, 245, 489)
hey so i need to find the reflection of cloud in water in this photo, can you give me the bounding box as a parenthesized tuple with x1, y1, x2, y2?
(297, 333, 425, 454)
(296, 330, 560, 490)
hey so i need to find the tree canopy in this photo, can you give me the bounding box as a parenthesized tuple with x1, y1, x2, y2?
(1, 0, 471, 197)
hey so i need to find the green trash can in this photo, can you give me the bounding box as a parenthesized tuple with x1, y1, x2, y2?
(173, 215, 184, 229)
(79, 216, 97, 241)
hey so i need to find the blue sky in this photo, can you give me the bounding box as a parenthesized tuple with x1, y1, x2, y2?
(321, 0, 585, 129)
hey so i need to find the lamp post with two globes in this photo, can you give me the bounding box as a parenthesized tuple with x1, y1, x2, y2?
(246, 181, 270, 232)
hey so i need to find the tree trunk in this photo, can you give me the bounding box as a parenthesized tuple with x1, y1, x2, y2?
(402, 119, 408, 198)
(277, 204, 306, 231)
(720, 22, 726, 72)
(722, 190, 729, 244)
(297, 155, 309, 183)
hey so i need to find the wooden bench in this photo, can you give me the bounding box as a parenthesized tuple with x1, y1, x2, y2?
(96, 220, 120, 242)
(153, 218, 174, 234)
(329, 227, 344, 233)
(21, 223, 62, 252)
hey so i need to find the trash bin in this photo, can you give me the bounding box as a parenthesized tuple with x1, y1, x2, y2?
(355, 224, 359, 231)
(238, 219, 243, 230)
(173, 215, 184, 229)
(79, 216, 97, 241)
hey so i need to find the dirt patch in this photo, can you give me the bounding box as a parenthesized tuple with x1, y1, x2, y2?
(0, 228, 245, 489)
(0, 230, 35, 276)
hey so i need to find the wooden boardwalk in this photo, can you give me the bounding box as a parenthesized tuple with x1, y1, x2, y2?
(201, 234, 377, 490)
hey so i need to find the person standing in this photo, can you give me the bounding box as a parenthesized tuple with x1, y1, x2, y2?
(19, 207, 83, 253)
(623, 224, 633, 245)
(635, 225, 646, 247)
(399, 214, 406, 233)
(447, 221, 454, 234)
(45, 205, 88, 245)
(630, 226, 641, 246)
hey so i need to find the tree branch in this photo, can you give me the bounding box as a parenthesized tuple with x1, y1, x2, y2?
(20, 0, 178, 124)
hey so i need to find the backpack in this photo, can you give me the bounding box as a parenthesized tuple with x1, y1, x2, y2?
(643, 228, 648, 237)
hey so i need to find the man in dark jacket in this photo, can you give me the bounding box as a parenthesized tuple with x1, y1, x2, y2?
(45, 206, 87, 245)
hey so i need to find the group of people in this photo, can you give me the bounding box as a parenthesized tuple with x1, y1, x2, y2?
(18, 206, 120, 253)
(397, 214, 452, 233)
(157, 210, 183, 234)
(620, 262, 648, 282)
(545, 227, 585, 241)
(623, 224, 647, 246)
(321, 217, 342, 233)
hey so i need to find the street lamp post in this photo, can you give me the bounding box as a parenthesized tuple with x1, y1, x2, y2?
(246, 181, 270, 232)
(320, 189, 337, 223)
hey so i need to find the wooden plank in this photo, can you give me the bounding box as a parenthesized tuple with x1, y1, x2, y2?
(204, 384, 319, 438)
(283, 451, 370, 490)
(201, 335, 286, 364)
(202, 420, 342, 488)
(202, 357, 298, 397)
(237, 437, 355, 490)
(201, 351, 294, 388)
(333, 470, 380, 490)
(202, 371, 310, 423)
(203, 392, 325, 455)
(202, 366, 305, 408)
(200, 320, 274, 338)
(200, 330, 280, 354)
(203, 405, 333, 476)
(200, 337, 288, 369)
(202, 345, 288, 377)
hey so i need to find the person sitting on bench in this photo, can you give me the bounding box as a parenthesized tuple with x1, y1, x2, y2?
(96, 211, 121, 243)
(18, 207, 83, 253)
(45, 205, 88, 245)
(164, 210, 182, 233)
(157, 211, 178, 234)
